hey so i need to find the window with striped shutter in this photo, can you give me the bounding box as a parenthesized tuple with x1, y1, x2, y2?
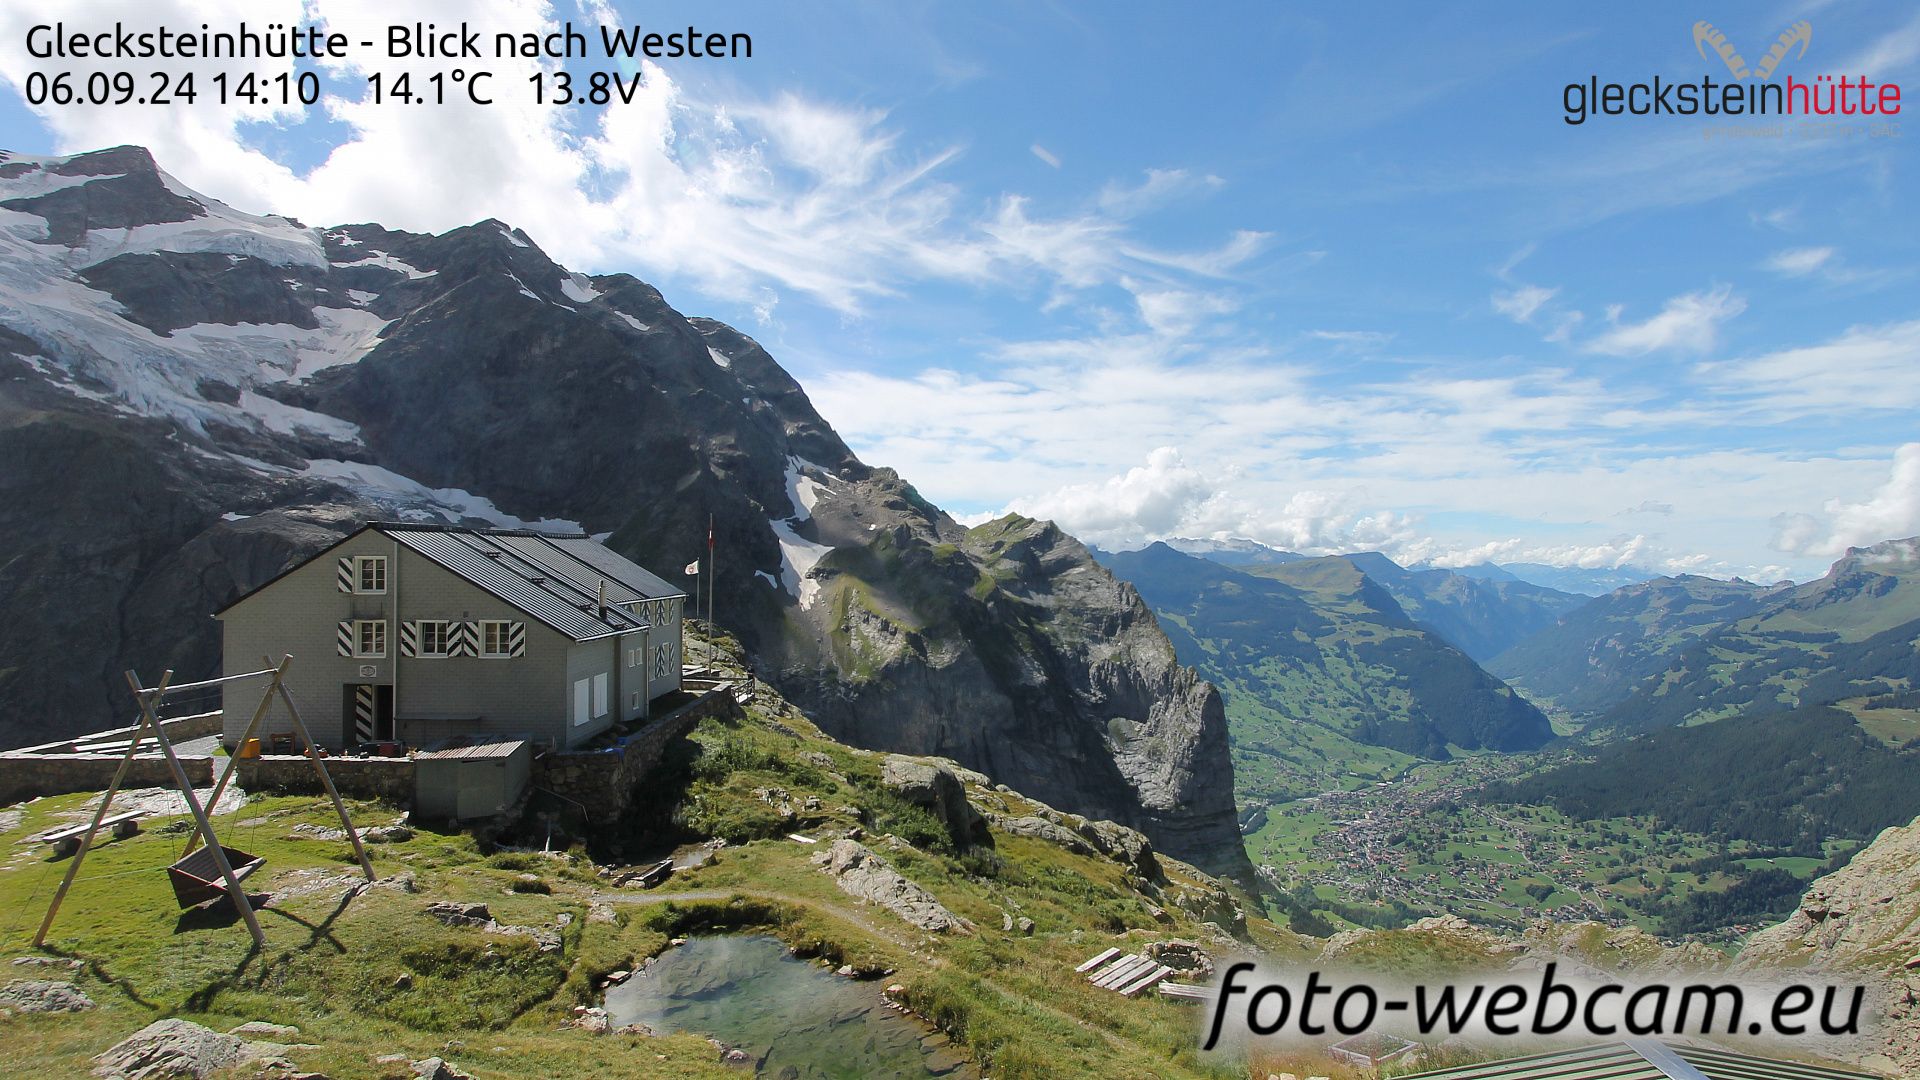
(336, 557, 354, 593)
(336, 620, 354, 656)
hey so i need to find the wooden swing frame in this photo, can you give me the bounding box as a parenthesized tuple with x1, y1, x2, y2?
(33, 654, 375, 951)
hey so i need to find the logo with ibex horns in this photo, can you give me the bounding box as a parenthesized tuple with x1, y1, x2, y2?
(1693, 20, 1812, 80)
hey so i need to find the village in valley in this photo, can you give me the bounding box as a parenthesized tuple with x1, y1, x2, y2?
(1244, 754, 1842, 943)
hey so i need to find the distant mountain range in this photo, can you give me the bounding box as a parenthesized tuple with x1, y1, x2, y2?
(1155, 536, 1662, 596)
(1098, 543, 1554, 807)
(1492, 538, 1920, 735)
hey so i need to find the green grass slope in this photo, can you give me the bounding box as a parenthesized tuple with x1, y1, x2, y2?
(0, 646, 1297, 1080)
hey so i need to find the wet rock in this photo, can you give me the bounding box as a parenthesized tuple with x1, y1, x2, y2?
(0, 979, 94, 1013)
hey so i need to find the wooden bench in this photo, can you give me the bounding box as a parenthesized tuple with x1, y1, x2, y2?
(1157, 981, 1212, 1003)
(36, 812, 144, 857)
(1075, 948, 1174, 998)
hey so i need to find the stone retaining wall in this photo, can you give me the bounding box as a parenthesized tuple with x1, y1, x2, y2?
(234, 755, 416, 803)
(0, 755, 215, 807)
(532, 687, 742, 823)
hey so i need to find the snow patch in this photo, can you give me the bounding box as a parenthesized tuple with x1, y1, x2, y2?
(769, 518, 834, 609)
(560, 274, 601, 304)
(221, 512, 250, 521)
(499, 224, 529, 248)
(331, 250, 436, 279)
(615, 312, 650, 332)
(346, 289, 378, 305)
(755, 570, 780, 589)
(782, 455, 836, 522)
(238, 390, 362, 442)
(302, 459, 585, 533)
(707, 346, 732, 369)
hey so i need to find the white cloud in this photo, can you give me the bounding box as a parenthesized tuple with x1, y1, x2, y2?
(1096, 168, 1223, 218)
(1491, 284, 1557, 325)
(1584, 285, 1745, 356)
(1771, 443, 1920, 557)
(1008, 447, 1221, 545)
(1763, 246, 1835, 277)
(1030, 144, 1062, 168)
(1698, 318, 1920, 417)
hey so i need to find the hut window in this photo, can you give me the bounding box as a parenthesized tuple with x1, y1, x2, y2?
(355, 619, 387, 658)
(418, 621, 451, 657)
(479, 620, 512, 657)
(355, 556, 387, 593)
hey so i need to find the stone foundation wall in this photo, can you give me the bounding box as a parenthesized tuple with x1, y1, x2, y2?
(0, 755, 215, 807)
(234, 755, 416, 803)
(532, 688, 742, 823)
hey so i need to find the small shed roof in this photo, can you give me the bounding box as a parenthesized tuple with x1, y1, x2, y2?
(417, 738, 530, 762)
(1399, 1040, 1879, 1080)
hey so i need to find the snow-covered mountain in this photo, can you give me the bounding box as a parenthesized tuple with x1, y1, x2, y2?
(0, 145, 1250, 880)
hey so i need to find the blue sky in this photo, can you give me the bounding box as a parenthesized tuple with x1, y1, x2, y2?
(3, 1, 1917, 580)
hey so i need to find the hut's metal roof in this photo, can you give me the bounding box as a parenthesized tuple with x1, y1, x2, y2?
(1399, 1040, 1880, 1080)
(216, 522, 686, 642)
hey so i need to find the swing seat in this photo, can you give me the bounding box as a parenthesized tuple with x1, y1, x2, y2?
(167, 845, 266, 909)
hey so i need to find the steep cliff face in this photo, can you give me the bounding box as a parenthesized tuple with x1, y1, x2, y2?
(1736, 814, 1920, 1078)
(780, 515, 1251, 880)
(0, 145, 1249, 880)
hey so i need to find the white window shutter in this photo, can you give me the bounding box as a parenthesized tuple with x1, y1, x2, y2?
(336, 557, 353, 593)
(455, 620, 479, 658)
(399, 620, 417, 658)
(335, 620, 353, 656)
(508, 622, 526, 657)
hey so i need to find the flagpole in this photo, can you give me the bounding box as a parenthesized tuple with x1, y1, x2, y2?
(707, 514, 717, 667)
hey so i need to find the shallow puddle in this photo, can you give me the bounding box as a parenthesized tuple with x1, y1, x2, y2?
(604, 935, 974, 1078)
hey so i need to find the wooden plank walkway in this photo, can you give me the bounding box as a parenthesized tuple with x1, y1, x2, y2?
(1076, 948, 1174, 998)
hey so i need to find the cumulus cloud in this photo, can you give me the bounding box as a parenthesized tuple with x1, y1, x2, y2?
(1771, 443, 1920, 557)
(1585, 285, 1745, 356)
(1007, 447, 1221, 546)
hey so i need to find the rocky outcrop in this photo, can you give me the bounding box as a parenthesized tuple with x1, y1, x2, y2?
(881, 756, 987, 845)
(816, 839, 974, 934)
(1736, 814, 1920, 1079)
(0, 979, 95, 1014)
(0, 145, 1249, 884)
(91, 1018, 289, 1079)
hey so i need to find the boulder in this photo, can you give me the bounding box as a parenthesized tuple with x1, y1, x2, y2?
(0, 979, 95, 1013)
(410, 1058, 476, 1080)
(227, 1022, 299, 1039)
(1075, 818, 1163, 881)
(817, 839, 974, 934)
(92, 1019, 249, 1079)
(991, 814, 1097, 857)
(880, 756, 986, 844)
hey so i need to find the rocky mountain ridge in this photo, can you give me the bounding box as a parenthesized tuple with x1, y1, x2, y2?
(0, 145, 1250, 881)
